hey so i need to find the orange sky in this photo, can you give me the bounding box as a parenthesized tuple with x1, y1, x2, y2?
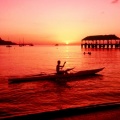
(0, 0, 120, 45)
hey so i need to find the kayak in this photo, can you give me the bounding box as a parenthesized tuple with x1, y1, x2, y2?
(9, 67, 104, 84)
(8, 67, 104, 84)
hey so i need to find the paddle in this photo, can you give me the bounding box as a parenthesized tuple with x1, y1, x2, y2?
(61, 61, 66, 69)
(65, 67, 75, 72)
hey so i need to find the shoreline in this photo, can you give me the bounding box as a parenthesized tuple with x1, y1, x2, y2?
(1, 102, 120, 120)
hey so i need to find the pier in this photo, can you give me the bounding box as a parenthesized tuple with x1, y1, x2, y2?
(81, 35, 120, 48)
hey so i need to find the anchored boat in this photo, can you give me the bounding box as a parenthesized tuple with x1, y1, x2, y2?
(8, 67, 104, 84)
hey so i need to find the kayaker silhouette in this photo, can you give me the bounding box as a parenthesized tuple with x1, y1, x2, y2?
(56, 60, 66, 75)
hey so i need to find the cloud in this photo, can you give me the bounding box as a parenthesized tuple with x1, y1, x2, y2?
(111, 0, 119, 3)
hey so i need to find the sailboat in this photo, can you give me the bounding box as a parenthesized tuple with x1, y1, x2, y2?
(19, 38, 25, 47)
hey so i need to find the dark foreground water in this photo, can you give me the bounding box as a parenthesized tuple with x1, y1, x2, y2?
(0, 45, 120, 119)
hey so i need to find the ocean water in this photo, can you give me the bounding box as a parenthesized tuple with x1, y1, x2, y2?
(0, 45, 120, 119)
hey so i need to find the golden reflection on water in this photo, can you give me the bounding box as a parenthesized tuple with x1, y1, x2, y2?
(1, 45, 120, 77)
(0, 46, 96, 76)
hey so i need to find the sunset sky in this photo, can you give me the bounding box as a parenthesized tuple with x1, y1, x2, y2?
(0, 0, 120, 45)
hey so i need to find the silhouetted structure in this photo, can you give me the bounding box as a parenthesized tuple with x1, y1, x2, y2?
(81, 34, 120, 48)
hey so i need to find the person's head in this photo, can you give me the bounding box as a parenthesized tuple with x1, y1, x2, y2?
(57, 60, 60, 64)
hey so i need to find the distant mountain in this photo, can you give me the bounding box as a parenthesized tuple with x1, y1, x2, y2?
(0, 37, 17, 45)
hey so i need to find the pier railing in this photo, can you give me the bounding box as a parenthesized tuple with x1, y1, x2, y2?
(81, 43, 120, 48)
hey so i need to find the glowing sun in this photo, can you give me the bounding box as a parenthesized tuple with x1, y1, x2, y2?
(65, 41, 69, 45)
